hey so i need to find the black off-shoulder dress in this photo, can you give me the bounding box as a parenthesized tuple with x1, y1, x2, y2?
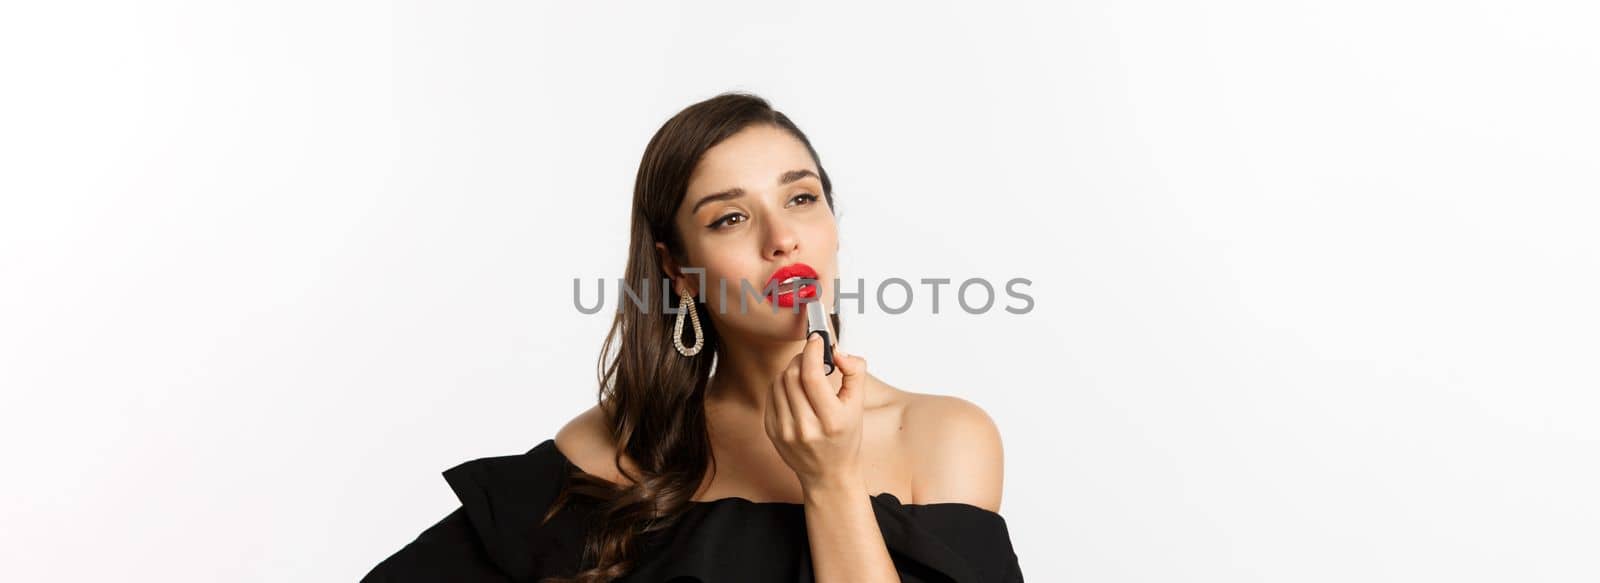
(362, 438, 1023, 582)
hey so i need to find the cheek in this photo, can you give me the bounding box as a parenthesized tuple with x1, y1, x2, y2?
(806, 224, 840, 265)
(695, 256, 761, 296)
(805, 215, 839, 242)
(822, 227, 840, 250)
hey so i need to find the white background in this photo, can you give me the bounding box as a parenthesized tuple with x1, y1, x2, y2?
(2, 1, 1597, 581)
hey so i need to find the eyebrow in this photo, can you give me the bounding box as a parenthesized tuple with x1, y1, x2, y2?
(689, 169, 819, 215)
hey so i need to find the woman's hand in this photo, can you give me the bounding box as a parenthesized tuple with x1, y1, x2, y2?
(764, 334, 870, 491)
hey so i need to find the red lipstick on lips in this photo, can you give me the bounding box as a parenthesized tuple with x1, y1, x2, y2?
(765, 262, 820, 309)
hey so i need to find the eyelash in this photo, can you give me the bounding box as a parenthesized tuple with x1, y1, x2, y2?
(708, 193, 819, 230)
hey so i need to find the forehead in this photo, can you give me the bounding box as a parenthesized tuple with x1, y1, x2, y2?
(686, 125, 817, 197)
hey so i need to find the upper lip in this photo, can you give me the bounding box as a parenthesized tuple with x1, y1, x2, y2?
(766, 262, 820, 291)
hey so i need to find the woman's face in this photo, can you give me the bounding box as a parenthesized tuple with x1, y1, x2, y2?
(658, 123, 839, 343)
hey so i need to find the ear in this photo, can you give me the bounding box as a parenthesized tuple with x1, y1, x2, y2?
(655, 242, 695, 296)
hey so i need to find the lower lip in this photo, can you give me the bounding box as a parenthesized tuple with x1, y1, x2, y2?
(768, 282, 818, 308)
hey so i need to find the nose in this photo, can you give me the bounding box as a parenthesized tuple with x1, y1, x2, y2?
(765, 216, 799, 260)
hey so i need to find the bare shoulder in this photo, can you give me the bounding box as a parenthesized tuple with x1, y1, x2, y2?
(553, 403, 636, 486)
(898, 391, 1005, 512)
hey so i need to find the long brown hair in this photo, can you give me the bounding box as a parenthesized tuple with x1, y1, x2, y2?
(541, 91, 843, 582)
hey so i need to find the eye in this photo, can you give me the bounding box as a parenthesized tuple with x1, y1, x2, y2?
(708, 212, 746, 230)
(707, 194, 817, 231)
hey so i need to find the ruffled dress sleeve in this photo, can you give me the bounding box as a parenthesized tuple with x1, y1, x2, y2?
(360, 439, 595, 582)
(869, 493, 1025, 583)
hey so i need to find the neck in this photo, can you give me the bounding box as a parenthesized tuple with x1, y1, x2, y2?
(704, 333, 810, 414)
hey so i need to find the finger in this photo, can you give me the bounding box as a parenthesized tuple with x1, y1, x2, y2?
(763, 373, 780, 437)
(833, 351, 868, 408)
(830, 341, 849, 388)
(784, 356, 823, 439)
(799, 334, 841, 429)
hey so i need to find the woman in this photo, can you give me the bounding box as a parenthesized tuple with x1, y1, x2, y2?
(363, 92, 1022, 582)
